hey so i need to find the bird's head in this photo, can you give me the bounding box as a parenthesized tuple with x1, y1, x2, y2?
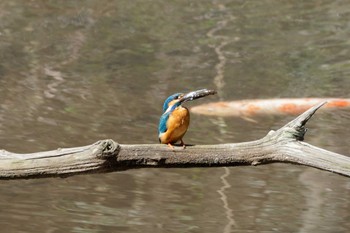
(162, 89, 217, 113)
(162, 93, 184, 112)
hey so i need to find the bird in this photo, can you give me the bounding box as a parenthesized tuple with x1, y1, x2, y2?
(158, 89, 216, 149)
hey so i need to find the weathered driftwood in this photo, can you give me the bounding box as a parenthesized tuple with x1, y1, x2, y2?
(0, 102, 349, 179)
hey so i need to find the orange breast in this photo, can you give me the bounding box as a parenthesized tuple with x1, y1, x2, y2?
(159, 106, 190, 144)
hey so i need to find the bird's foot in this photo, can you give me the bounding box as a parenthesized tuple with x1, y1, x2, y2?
(166, 142, 186, 150)
(180, 139, 186, 149)
(167, 143, 175, 150)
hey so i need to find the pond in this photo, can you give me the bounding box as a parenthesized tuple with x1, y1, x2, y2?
(0, 0, 349, 232)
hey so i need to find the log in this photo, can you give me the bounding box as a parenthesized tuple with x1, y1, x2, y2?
(0, 102, 349, 179)
(191, 98, 350, 117)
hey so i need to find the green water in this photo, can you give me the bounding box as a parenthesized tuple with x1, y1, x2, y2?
(0, 1, 349, 232)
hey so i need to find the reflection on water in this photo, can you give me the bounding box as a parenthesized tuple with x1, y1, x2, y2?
(0, 0, 349, 232)
(1, 166, 349, 232)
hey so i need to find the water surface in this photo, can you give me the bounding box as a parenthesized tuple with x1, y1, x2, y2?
(0, 1, 349, 232)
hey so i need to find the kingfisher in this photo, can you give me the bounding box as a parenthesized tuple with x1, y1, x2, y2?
(158, 89, 216, 149)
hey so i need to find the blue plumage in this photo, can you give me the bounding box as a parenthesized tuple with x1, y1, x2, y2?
(158, 112, 170, 133)
(158, 103, 181, 134)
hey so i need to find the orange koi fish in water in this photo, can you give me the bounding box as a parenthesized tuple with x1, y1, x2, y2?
(191, 98, 350, 118)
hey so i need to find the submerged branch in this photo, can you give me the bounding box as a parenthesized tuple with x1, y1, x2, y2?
(0, 102, 349, 179)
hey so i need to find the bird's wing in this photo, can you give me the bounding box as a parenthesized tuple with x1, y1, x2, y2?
(158, 112, 170, 134)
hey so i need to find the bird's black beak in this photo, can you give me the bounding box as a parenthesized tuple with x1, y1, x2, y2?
(179, 89, 217, 103)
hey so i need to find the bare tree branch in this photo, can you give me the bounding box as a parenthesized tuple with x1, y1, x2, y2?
(0, 102, 349, 179)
